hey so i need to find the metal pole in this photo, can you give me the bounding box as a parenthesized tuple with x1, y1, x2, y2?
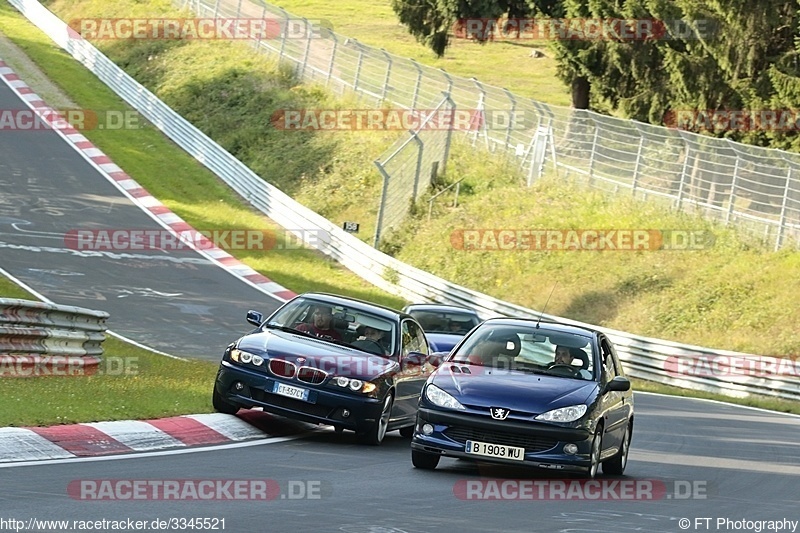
(725, 155, 740, 225)
(300, 18, 312, 79)
(472, 78, 489, 149)
(278, 9, 289, 62)
(412, 132, 424, 201)
(587, 119, 599, 183)
(410, 60, 422, 110)
(381, 50, 392, 102)
(441, 92, 455, 175)
(326, 34, 338, 86)
(236, 0, 243, 17)
(254, 6, 267, 51)
(373, 162, 391, 247)
(676, 141, 690, 209)
(213, 0, 220, 19)
(775, 166, 793, 251)
(502, 88, 516, 150)
(353, 46, 364, 94)
(631, 135, 644, 195)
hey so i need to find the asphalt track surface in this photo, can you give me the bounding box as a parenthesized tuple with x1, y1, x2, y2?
(0, 80, 282, 359)
(2, 395, 799, 532)
(1, 51, 799, 533)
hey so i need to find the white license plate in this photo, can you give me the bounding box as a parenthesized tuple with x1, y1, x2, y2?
(465, 440, 525, 461)
(273, 382, 309, 402)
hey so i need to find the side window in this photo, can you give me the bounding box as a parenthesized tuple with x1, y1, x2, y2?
(600, 338, 618, 382)
(401, 320, 426, 357)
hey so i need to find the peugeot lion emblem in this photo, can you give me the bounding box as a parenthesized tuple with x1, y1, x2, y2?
(490, 407, 510, 420)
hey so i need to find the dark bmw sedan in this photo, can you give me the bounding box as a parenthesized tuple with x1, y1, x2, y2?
(212, 293, 434, 445)
(410, 318, 633, 477)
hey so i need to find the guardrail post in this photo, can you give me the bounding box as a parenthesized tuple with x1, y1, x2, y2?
(381, 50, 392, 103)
(725, 154, 741, 225)
(410, 59, 422, 110)
(775, 166, 793, 250)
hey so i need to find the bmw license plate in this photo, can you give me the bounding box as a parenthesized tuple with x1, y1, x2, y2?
(273, 382, 310, 402)
(465, 440, 524, 461)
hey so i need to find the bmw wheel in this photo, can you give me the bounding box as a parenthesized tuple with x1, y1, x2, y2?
(603, 423, 631, 475)
(212, 386, 239, 415)
(357, 393, 393, 446)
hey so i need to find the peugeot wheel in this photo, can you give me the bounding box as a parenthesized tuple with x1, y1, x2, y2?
(603, 423, 631, 476)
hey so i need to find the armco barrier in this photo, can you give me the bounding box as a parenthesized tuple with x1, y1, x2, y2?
(0, 298, 108, 376)
(9, 0, 800, 402)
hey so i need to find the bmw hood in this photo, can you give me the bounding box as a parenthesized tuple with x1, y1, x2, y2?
(235, 329, 396, 379)
(428, 364, 598, 414)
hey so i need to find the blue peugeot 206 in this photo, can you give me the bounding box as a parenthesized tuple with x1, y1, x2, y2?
(410, 318, 634, 477)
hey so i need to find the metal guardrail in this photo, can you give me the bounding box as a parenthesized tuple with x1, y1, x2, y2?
(11, 0, 799, 402)
(0, 298, 108, 376)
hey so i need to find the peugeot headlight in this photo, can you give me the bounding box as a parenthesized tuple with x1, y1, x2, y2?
(535, 404, 587, 422)
(424, 384, 465, 410)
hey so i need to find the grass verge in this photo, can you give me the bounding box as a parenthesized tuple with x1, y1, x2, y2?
(0, 276, 219, 427)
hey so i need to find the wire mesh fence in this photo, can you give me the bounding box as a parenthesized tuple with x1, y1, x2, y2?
(373, 95, 455, 245)
(181, 0, 800, 250)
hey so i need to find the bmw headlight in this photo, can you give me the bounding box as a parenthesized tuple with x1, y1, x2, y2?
(330, 376, 376, 394)
(424, 384, 465, 410)
(535, 404, 587, 422)
(230, 349, 264, 367)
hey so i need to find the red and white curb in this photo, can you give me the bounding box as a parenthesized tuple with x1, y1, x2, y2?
(0, 58, 297, 302)
(0, 413, 289, 463)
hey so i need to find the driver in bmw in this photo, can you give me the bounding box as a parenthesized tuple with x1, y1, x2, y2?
(296, 305, 343, 341)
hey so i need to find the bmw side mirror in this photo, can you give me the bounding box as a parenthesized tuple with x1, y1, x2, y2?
(404, 352, 427, 366)
(605, 376, 631, 392)
(246, 310, 264, 327)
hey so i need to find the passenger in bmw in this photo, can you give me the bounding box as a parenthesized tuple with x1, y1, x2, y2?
(296, 305, 343, 341)
(351, 316, 390, 356)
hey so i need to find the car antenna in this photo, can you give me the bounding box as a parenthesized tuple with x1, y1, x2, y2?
(535, 282, 557, 329)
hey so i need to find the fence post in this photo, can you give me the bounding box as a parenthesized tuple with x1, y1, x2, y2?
(587, 116, 599, 183)
(300, 18, 312, 79)
(725, 154, 741, 225)
(441, 92, 455, 175)
(254, 5, 268, 51)
(236, 0, 243, 17)
(412, 131, 424, 201)
(353, 44, 365, 95)
(502, 88, 516, 150)
(373, 162, 391, 247)
(213, 0, 220, 19)
(326, 33, 338, 86)
(631, 134, 644, 195)
(775, 166, 793, 250)
(278, 9, 289, 62)
(676, 139, 690, 209)
(381, 50, 392, 103)
(471, 78, 489, 149)
(441, 70, 453, 103)
(410, 59, 422, 110)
